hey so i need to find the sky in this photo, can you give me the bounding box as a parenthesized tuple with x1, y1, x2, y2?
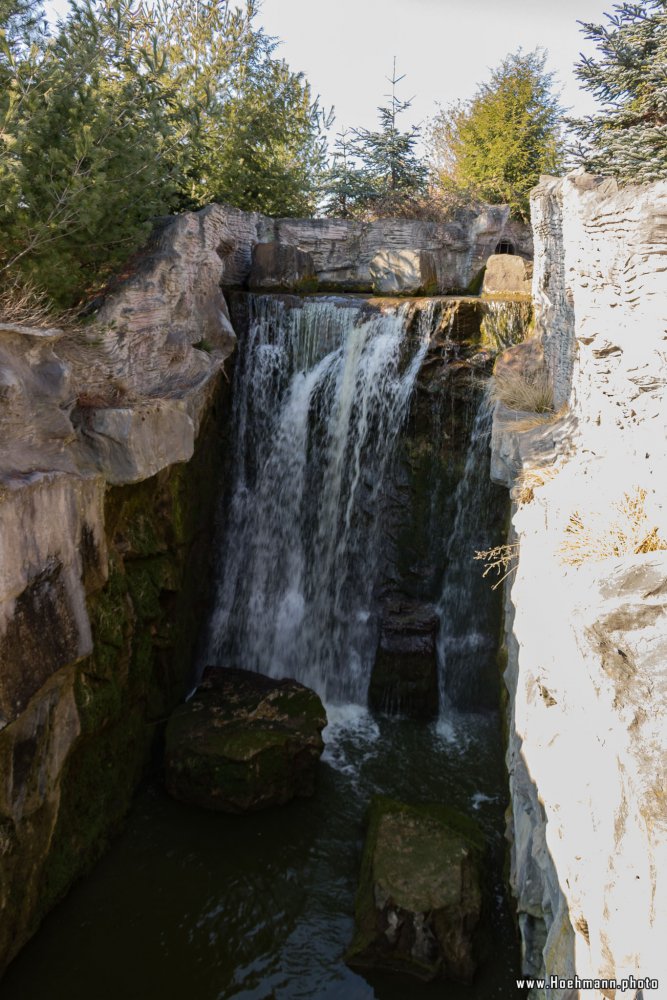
(44, 0, 615, 134)
(256, 0, 613, 132)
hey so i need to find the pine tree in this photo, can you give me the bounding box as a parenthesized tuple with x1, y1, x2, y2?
(146, 0, 329, 216)
(351, 60, 428, 214)
(1, 0, 177, 305)
(429, 49, 564, 220)
(321, 130, 373, 218)
(570, 1, 667, 181)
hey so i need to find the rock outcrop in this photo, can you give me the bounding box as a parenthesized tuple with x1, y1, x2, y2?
(493, 173, 667, 994)
(346, 796, 483, 982)
(254, 210, 531, 294)
(0, 202, 251, 973)
(482, 253, 533, 296)
(164, 667, 327, 812)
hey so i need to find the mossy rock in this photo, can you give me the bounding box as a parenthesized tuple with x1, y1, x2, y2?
(346, 796, 483, 982)
(164, 668, 327, 813)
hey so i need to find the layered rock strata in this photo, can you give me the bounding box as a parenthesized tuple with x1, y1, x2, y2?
(493, 173, 667, 995)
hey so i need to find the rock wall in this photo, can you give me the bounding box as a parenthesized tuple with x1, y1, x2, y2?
(250, 210, 532, 294)
(494, 173, 667, 995)
(0, 205, 244, 972)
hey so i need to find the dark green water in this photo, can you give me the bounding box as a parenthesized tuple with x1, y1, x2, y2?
(2, 708, 519, 1000)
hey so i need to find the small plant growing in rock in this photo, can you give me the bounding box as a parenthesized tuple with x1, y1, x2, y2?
(474, 542, 520, 589)
(514, 463, 562, 505)
(559, 487, 667, 566)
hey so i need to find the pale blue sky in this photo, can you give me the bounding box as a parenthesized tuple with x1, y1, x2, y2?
(45, 0, 614, 133)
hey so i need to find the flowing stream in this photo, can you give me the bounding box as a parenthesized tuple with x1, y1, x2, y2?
(2, 294, 519, 999)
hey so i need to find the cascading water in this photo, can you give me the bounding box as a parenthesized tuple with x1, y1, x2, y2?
(436, 391, 505, 710)
(206, 295, 431, 703)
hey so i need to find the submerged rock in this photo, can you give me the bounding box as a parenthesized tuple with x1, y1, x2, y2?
(164, 667, 327, 812)
(368, 600, 439, 719)
(346, 796, 483, 982)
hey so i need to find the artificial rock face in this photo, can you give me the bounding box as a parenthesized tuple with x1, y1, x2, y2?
(493, 172, 667, 994)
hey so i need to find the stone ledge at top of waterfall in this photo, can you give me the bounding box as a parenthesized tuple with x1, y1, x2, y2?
(245, 212, 532, 297)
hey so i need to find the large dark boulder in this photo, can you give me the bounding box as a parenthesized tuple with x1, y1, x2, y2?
(368, 600, 439, 719)
(164, 667, 327, 813)
(346, 796, 483, 983)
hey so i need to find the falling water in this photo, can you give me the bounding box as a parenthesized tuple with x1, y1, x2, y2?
(207, 295, 432, 704)
(437, 391, 505, 710)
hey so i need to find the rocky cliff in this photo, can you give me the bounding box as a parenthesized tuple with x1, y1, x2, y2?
(493, 173, 666, 995)
(0, 204, 254, 971)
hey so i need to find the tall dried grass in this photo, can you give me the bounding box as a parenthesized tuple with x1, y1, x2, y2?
(0, 277, 74, 329)
(474, 542, 520, 589)
(559, 487, 667, 566)
(490, 366, 554, 414)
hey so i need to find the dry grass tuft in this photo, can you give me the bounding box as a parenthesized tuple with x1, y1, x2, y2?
(0, 277, 75, 330)
(514, 464, 562, 505)
(490, 366, 554, 414)
(474, 542, 520, 590)
(559, 487, 667, 567)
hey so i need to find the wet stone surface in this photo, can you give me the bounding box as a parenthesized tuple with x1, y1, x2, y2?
(164, 667, 327, 812)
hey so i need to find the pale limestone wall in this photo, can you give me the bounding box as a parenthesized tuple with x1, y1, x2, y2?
(495, 173, 667, 998)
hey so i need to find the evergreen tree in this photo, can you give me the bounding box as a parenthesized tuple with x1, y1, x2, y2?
(145, 0, 328, 216)
(429, 49, 564, 219)
(321, 129, 373, 218)
(1, 0, 176, 305)
(351, 60, 428, 213)
(0, 0, 329, 305)
(570, 1, 667, 181)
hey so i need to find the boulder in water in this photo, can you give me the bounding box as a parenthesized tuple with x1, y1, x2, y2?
(346, 796, 483, 982)
(164, 667, 327, 812)
(368, 601, 439, 719)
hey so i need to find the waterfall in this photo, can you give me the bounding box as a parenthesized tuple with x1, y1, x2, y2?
(437, 391, 504, 710)
(207, 295, 431, 704)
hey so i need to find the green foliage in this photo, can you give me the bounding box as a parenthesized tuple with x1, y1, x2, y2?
(321, 129, 373, 218)
(145, 0, 329, 216)
(0, 0, 328, 306)
(429, 49, 564, 219)
(569, 1, 667, 182)
(1, 0, 176, 304)
(322, 62, 428, 219)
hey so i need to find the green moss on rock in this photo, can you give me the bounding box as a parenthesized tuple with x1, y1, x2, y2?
(346, 796, 484, 983)
(164, 668, 327, 813)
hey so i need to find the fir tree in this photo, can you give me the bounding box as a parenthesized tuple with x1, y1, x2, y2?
(145, 0, 329, 216)
(321, 130, 373, 218)
(1, 0, 175, 305)
(351, 60, 428, 212)
(429, 49, 564, 220)
(570, 0, 667, 182)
